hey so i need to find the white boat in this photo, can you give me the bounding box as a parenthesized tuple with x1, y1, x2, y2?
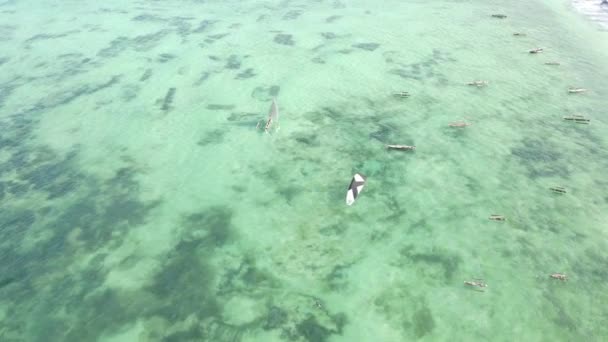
(386, 144, 415, 151)
(568, 88, 587, 94)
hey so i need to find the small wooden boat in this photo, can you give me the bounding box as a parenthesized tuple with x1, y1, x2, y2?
(513, 32, 526, 36)
(464, 279, 487, 288)
(393, 91, 410, 98)
(467, 80, 488, 87)
(544, 61, 560, 65)
(449, 121, 471, 127)
(550, 273, 567, 281)
(464, 279, 487, 292)
(491, 14, 507, 19)
(563, 114, 590, 124)
(529, 48, 543, 54)
(568, 87, 587, 94)
(386, 144, 415, 151)
(489, 214, 506, 221)
(550, 186, 566, 194)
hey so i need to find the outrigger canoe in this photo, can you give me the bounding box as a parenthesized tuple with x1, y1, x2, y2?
(386, 144, 415, 151)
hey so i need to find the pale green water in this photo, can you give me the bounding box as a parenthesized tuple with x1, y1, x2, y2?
(1, 0, 608, 341)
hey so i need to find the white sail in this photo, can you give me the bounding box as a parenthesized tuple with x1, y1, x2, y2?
(346, 173, 366, 205)
(264, 99, 279, 132)
(269, 99, 279, 123)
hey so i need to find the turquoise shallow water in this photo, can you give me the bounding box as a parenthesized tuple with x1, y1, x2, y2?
(1, 0, 608, 341)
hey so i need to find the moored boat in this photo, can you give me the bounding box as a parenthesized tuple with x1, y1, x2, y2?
(386, 144, 416, 151)
(568, 87, 587, 94)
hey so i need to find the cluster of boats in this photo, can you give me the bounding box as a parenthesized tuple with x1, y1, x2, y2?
(253, 13, 592, 285)
(457, 12, 587, 288)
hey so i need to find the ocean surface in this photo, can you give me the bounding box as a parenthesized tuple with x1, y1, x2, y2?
(1, 0, 607, 341)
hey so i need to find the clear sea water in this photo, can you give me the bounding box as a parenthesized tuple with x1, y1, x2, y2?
(1, 0, 607, 341)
